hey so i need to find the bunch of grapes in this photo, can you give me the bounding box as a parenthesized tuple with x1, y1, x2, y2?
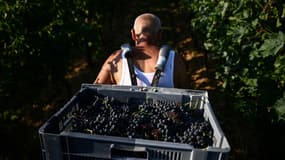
(69, 95, 213, 148)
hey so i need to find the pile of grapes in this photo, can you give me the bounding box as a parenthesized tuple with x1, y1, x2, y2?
(69, 95, 213, 148)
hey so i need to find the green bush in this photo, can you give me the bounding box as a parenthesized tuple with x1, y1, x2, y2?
(178, 0, 285, 159)
(181, 0, 285, 120)
(0, 0, 103, 108)
(0, 0, 103, 159)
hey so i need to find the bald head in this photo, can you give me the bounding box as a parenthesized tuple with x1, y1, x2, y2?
(133, 13, 161, 35)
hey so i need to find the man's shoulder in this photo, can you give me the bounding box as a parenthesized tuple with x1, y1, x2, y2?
(106, 49, 123, 61)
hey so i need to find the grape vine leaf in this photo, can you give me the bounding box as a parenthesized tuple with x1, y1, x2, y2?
(273, 92, 285, 121)
(258, 31, 285, 57)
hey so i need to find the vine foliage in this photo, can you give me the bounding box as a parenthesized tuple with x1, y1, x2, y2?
(181, 0, 285, 121)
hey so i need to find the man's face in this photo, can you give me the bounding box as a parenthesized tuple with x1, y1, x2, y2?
(133, 25, 157, 44)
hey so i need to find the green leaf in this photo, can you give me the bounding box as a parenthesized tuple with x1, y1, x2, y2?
(221, 2, 229, 18)
(274, 55, 285, 86)
(258, 32, 285, 57)
(274, 55, 285, 69)
(282, 4, 285, 18)
(277, 18, 282, 28)
(273, 92, 285, 121)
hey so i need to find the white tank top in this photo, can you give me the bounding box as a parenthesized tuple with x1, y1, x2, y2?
(119, 48, 175, 87)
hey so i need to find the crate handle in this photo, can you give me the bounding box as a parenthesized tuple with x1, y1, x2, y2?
(111, 144, 148, 159)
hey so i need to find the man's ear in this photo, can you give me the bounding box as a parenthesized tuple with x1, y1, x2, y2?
(131, 29, 137, 41)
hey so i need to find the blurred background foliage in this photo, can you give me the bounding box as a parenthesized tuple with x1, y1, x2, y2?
(0, 0, 284, 160)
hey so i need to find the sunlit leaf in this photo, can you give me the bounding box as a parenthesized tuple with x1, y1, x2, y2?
(258, 32, 285, 57)
(273, 92, 285, 121)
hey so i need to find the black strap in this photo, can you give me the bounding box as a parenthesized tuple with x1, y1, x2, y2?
(125, 51, 137, 85)
(151, 70, 162, 87)
(151, 45, 171, 87)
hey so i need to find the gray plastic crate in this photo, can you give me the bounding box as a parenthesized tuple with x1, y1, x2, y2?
(39, 84, 230, 160)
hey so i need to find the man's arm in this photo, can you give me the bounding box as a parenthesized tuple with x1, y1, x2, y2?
(93, 50, 121, 84)
(93, 64, 114, 84)
(174, 52, 189, 89)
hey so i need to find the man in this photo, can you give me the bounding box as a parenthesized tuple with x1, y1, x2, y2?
(94, 13, 188, 88)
